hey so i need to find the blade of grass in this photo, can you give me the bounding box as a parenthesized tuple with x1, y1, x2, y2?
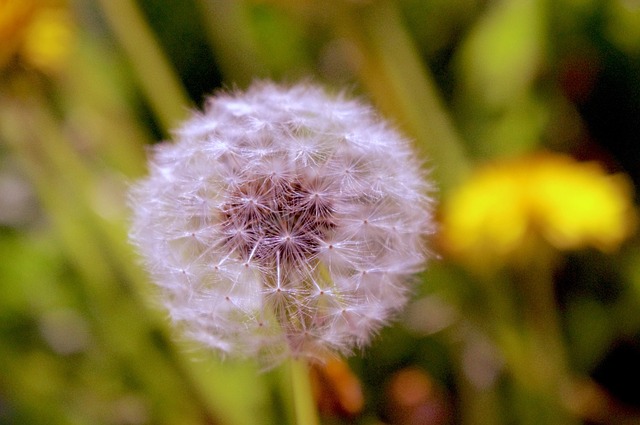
(194, 0, 268, 86)
(94, 0, 191, 133)
(332, 0, 470, 194)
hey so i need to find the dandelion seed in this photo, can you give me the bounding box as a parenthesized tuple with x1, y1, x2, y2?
(129, 81, 435, 367)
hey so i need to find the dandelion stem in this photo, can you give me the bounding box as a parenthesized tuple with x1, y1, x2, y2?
(515, 251, 578, 425)
(486, 249, 578, 424)
(290, 358, 319, 425)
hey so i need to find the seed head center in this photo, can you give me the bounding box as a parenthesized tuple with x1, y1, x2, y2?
(220, 174, 335, 266)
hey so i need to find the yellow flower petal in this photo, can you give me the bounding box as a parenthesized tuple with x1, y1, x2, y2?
(441, 163, 530, 269)
(530, 156, 636, 252)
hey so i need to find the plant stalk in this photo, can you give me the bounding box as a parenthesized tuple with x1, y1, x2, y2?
(290, 358, 320, 425)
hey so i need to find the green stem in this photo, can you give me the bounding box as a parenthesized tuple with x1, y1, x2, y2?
(515, 252, 577, 425)
(95, 0, 191, 133)
(290, 358, 320, 425)
(484, 249, 578, 425)
(456, 378, 503, 425)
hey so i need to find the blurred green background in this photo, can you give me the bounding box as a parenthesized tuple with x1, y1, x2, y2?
(2, 0, 640, 424)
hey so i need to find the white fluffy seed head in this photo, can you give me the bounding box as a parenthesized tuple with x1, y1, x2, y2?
(129, 81, 435, 367)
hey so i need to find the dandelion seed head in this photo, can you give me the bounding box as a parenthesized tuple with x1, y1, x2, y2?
(129, 81, 435, 367)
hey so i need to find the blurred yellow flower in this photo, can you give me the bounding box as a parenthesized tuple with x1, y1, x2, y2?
(21, 7, 73, 73)
(440, 153, 636, 271)
(0, 0, 73, 73)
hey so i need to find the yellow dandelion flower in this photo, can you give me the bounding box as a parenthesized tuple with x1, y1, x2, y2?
(0, 0, 73, 73)
(21, 6, 73, 73)
(440, 153, 636, 271)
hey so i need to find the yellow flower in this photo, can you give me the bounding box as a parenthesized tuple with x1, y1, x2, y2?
(440, 153, 636, 271)
(21, 6, 73, 73)
(0, 0, 73, 73)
